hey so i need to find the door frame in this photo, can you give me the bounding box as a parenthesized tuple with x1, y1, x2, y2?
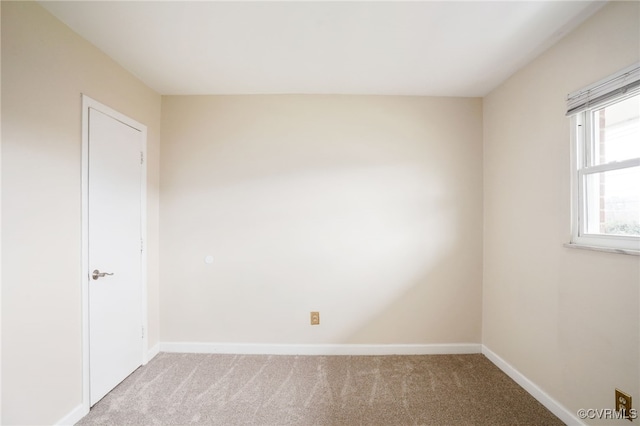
(80, 94, 148, 412)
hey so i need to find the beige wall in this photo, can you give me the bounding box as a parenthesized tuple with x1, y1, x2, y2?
(483, 2, 640, 424)
(1, 2, 161, 425)
(160, 95, 483, 345)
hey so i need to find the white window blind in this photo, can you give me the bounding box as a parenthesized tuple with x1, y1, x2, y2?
(566, 64, 640, 116)
(567, 63, 640, 254)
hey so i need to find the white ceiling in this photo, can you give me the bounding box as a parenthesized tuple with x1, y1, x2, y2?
(39, 1, 604, 97)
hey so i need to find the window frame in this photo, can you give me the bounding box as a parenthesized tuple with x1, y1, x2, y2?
(569, 89, 640, 254)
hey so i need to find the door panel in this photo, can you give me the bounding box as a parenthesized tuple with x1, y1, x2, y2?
(88, 107, 142, 405)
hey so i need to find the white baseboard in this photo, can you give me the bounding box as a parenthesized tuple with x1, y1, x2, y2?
(482, 345, 584, 426)
(55, 403, 88, 426)
(159, 342, 482, 355)
(146, 343, 160, 362)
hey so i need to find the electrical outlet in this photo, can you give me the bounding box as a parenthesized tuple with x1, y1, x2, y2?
(310, 311, 320, 325)
(616, 389, 633, 421)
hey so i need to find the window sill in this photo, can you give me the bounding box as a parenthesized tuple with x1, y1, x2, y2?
(563, 243, 639, 256)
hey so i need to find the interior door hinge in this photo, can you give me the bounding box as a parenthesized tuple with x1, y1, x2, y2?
(140, 239, 144, 253)
(140, 152, 144, 164)
(142, 326, 145, 339)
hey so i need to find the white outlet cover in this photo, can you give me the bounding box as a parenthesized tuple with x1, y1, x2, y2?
(204, 255, 214, 264)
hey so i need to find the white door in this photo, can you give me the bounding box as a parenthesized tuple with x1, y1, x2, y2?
(88, 107, 143, 406)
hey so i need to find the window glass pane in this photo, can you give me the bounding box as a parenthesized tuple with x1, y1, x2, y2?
(591, 94, 640, 165)
(584, 167, 640, 236)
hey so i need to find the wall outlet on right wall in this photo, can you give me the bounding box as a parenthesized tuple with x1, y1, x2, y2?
(616, 388, 634, 421)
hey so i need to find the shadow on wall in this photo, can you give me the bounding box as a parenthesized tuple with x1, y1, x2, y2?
(160, 96, 482, 344)
(163, 163, 480, 343)
(343, 250, 482, 345)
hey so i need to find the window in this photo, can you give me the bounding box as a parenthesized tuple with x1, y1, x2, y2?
(568, 64, 640, 253)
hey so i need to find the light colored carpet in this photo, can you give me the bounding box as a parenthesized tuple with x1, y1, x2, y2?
(77, 353, 563, 425)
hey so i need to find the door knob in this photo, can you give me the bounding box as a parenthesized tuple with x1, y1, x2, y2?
(92, 269, 114, 280)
